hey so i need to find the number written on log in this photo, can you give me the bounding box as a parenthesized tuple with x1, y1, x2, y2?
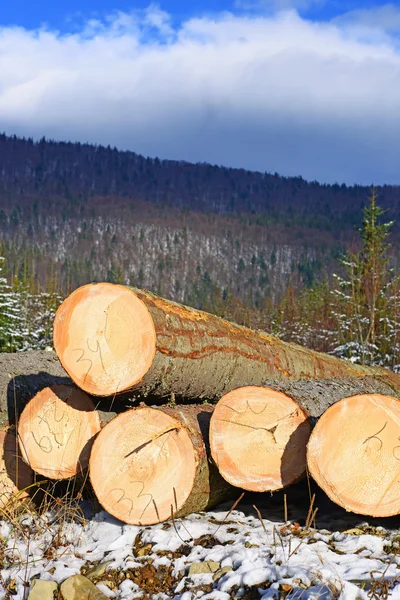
(110, 482, 153, 520)
(73, 310, 109, 382)
(109, 429, 179, 521)
(33, 400, 75, 451)
(361, 423, 400, 461)
(218, 404, 301, 444)
(393, 438, 400, 461)
(363, 422, 387, 451)
(31, 432, 53, 453)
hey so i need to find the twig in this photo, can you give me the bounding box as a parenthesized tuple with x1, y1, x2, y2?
(213, 492, 245, 535)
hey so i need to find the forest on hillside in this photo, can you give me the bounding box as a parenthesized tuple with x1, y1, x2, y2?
(0, 134, 399, 370)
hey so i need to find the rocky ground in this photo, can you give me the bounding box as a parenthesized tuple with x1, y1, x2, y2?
(2, 481, 400, 600)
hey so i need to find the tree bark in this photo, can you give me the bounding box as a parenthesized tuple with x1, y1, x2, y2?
(18, 385, 101, 480)
(89, 404, 233, 525)
(307, 392, 400, 517)
(53, 283, 400, 399)
(210, 377, 398, 493)
(0, 350, 72, 428)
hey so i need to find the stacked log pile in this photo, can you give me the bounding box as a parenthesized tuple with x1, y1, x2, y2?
(2, 282, 400, 523)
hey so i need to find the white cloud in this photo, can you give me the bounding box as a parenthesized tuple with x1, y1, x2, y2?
(0, 5, 400, 184)
(234, 0, 324, 14)
(333, 3, 400, 35)
(143, 4, 174, 37)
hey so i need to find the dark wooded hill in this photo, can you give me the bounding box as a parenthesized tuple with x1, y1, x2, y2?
(0, 132, 399, 312)
(1, 133, 400, 227)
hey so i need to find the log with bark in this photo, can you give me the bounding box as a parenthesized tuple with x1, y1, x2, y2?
(209, 377, 399, 493)
(18, 385, 102, 480)
(53, 283, 400, 398)
(307, 392, 400, 517)
(0, 430, 33, 508)
(89, 404, 233, 525)
(0, 350, 71, 427)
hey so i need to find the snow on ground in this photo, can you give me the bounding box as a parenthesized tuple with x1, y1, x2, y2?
(2, 482, 400, 599)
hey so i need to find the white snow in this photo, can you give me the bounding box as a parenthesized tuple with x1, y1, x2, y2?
(2, 489, 400, 599)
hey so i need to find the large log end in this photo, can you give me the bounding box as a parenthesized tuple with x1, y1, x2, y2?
(18, 385, 101, 479)
(89, 407, 197, 525)
(307, 393, 400, 517)
(53, 283, 156, 396)
(210, 386, 311, 492)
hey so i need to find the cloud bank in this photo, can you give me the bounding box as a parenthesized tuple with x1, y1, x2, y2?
(0, 3, 400, 185)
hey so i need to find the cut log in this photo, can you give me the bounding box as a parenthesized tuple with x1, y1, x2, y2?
(53, 283, 400, 398)
(18, 385, 101, 480)
(210, 377, 399, 492)
(89, 405, 232, 525)
(210, 386, 310, 492)
(307, 393, 400, 517)
(0, 430, 33, 508)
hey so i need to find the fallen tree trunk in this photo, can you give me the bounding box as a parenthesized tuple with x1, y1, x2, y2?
(89, 404, 233, 525)
(0, 350, 71, 428)
(210, 377, 398, 493)
(0, 430, 33, 509)
(18, 386, 102, 480)
(53, 283, 400, 398)
(307, 392, 400, 517)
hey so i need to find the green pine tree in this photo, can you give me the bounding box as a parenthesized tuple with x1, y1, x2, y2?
(331, 189, 400, 368)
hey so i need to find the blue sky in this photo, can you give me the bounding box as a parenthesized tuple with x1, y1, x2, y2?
(0, 0, 394, 30)
(1, 1, 400, 185)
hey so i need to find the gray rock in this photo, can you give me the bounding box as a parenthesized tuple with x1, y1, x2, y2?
(188, 561, 220, 575)
(60, 575, 109, 600)
(28, 579, 58, 600)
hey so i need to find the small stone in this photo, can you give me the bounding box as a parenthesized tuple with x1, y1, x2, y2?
(28, 579, 58, 600)
(213, 566, 233, 582)
(342, 528, 365, 535)
(136, 544, 153, 557)
(85, 561, 112, 580)
(60, 575, 109, 600)
(188, 561, 220, 575)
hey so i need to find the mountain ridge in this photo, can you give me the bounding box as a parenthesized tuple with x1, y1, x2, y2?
(0, 132, 398, 316)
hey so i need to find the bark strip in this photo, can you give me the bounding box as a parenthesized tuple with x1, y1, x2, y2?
(53, 283, 400, 399)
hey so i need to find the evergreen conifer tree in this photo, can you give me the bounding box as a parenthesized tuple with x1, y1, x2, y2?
(331, 189, 400, 368)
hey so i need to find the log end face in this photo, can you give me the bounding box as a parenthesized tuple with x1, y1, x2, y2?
(0, 430, 33, 508)
(307, 393, 400, 517)
(18, 385, 101, 480)
(53, 283, 157, 396)
(210, 386, 311, 492)
(90, 407, 197, 525)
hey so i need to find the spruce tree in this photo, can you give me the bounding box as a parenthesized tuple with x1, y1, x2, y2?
(0, 254, 24, 351)
(331, 189, 399, 368)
